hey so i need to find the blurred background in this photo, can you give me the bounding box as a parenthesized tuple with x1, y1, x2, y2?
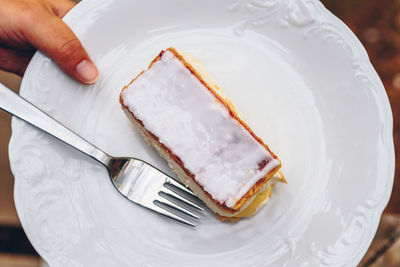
(0, 0, 399, 266)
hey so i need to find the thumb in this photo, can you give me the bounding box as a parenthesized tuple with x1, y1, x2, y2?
(23, 9, 99, 84)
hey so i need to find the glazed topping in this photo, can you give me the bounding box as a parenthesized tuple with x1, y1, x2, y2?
(121, 50, 280, 208)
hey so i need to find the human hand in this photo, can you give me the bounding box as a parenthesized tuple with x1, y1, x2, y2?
(0, 0, 99, 84)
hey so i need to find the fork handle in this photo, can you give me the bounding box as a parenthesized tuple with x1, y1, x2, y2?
(0, 82, 112, 167)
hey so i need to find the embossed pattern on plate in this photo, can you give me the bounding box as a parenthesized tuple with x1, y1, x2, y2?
(9, 0, 394, 266)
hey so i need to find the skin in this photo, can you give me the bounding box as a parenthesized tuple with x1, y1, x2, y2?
(0, 0, 99, 84)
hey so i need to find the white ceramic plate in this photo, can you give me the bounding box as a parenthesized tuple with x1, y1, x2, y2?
(9, 0, 394, 266)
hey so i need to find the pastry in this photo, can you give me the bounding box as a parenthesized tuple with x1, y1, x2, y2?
(120, 48, 284, 219)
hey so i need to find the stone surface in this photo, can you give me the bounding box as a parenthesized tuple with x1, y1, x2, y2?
(0, 254, 41, 267)
(360, 214, 400, 266)
(0, 70, 21, 226)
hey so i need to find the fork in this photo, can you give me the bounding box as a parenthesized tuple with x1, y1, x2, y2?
(0, 82, 203, 227)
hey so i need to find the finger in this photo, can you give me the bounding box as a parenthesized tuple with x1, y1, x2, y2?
(49, 0, 76, 18)
(23, 10, 99, 84)
(0, 46, 35, 76)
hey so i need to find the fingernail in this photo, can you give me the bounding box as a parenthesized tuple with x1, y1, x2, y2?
(75, 59, 99, 84)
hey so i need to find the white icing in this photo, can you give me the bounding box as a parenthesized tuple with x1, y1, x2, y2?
(121, 50, 280, 208)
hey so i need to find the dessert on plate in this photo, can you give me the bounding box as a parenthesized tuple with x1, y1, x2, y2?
(120, 47, 285, 220)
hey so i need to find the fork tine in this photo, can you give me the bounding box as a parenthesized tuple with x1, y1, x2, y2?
(157, 194, 200, 219)
(165, 177, 196, 196)
(151, 201, 195, 227)
(162, 184, 204, 211)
